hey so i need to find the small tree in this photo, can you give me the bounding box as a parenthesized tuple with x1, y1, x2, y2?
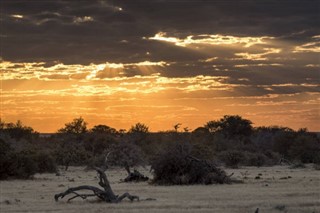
(54, 142, 89, 170)
(91, 125, 117, 134)
(128, 123, 149, 134)
(173, 123, 182, 132)
(204, 121, 221, 133)
(108, 141, 146, 171)
(0, 120, 37, 141)
(218, 150, 246, 168)
(205, 115, 253, 138)
(58, 117, 88, 134)
(288, 134, 320, 163)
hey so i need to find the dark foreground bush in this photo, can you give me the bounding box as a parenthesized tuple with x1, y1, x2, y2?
(35, 152, 58, 173)
(107, 141, 146, 168)
(0, 140, 57, 179)
(314, 163, 320, 170)
(151, 142, 232, 185)
(288, 135, 320, 163)
(244, 152, 268, 167)
(0, 151, 37, 179)
(219, 150, 281, 167)
(1, 152, 58, 179)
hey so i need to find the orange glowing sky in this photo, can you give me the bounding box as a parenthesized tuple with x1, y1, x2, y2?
(1, 0, 319, 132)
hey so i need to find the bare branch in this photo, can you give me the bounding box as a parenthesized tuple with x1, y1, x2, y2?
(54, 167, 140, 203)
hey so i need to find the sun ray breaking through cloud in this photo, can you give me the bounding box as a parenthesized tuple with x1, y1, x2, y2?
(1, 0, 319, 132)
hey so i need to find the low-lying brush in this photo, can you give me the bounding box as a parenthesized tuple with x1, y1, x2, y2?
(151, 142, 232, 185)
(0, 140, 57, 179)
(218, 150, 245, 168)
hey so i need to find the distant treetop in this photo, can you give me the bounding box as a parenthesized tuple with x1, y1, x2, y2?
(58, 117, 88, 134)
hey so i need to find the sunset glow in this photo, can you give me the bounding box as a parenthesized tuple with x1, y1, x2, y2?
(148, 32, 272, 47)
(1, 0, 319, 132)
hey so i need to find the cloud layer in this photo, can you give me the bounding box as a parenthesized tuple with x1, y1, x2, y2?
(1, 0, 319, 132)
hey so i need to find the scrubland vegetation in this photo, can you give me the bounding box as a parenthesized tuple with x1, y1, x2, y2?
(1, 115, 320, 212)
(1, 115, 319, 180)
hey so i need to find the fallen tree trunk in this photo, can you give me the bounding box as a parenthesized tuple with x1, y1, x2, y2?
(123, 165, 149, 182)
(124, 169, 149, 182)
(54, 167, 139, 203)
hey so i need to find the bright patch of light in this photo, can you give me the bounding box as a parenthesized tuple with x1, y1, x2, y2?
(234, 63, 283, 67)
(0, 60, 169, 81)
(11, 14, 24, 19)
(73, 16, 94, 23)
(199, 57, 218, 62)
(149, 32, 273, 48)
(293, 42, 320, 53)
(293, 36, 320, 53)
(132, 61, 167, 67)
(234, 48, 281, 61)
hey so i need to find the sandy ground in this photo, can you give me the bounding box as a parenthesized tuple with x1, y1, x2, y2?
(0, 165, 319, 213)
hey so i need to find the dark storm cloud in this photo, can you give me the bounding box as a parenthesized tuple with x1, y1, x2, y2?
(2, 0, 319, 64)
(117, 0, 319, 37)
(2, 0, 150, 63)
(1, 0, 320, 93)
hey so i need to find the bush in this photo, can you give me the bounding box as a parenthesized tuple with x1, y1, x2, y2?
(0, 151, 38, 179)
(0, 140, 13, 179)
(263, 150, 281, 165)
(288, 135, 320, 163)
(86, 154, 106, 169)
(54, 143, 90, 170)
(290, 161, 306, 169)
(0, 140, 36, 179)
(83, 141, 147, 172)
(12, 152, 38, 179)
(83, 136, 115, 155)
(151, 142, 231, 185)
(0, 146, 58, 179)
(218, 150, 245, 168)
(272, 130, 295, 157)
(0, 138, 11, 155)
(35, 152, 57, 173)
(107, 141, 146, 168)
(244, 152, 268, 167)
(314, 163, 320, 170)
(1, 120, 38, 141)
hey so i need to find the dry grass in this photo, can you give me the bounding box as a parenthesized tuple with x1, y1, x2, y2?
(1, 165, 319, 213)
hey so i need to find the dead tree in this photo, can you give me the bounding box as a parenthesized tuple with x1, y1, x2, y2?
(55, 153, 139, 203)
(123, 165, 149, 182)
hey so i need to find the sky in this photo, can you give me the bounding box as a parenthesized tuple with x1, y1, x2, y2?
(1, 0, 319, 132)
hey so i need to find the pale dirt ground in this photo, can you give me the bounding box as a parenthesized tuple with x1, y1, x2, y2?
(1, 165, 319, 213)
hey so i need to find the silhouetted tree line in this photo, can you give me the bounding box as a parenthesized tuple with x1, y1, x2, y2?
(0, 115, 319, 180)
